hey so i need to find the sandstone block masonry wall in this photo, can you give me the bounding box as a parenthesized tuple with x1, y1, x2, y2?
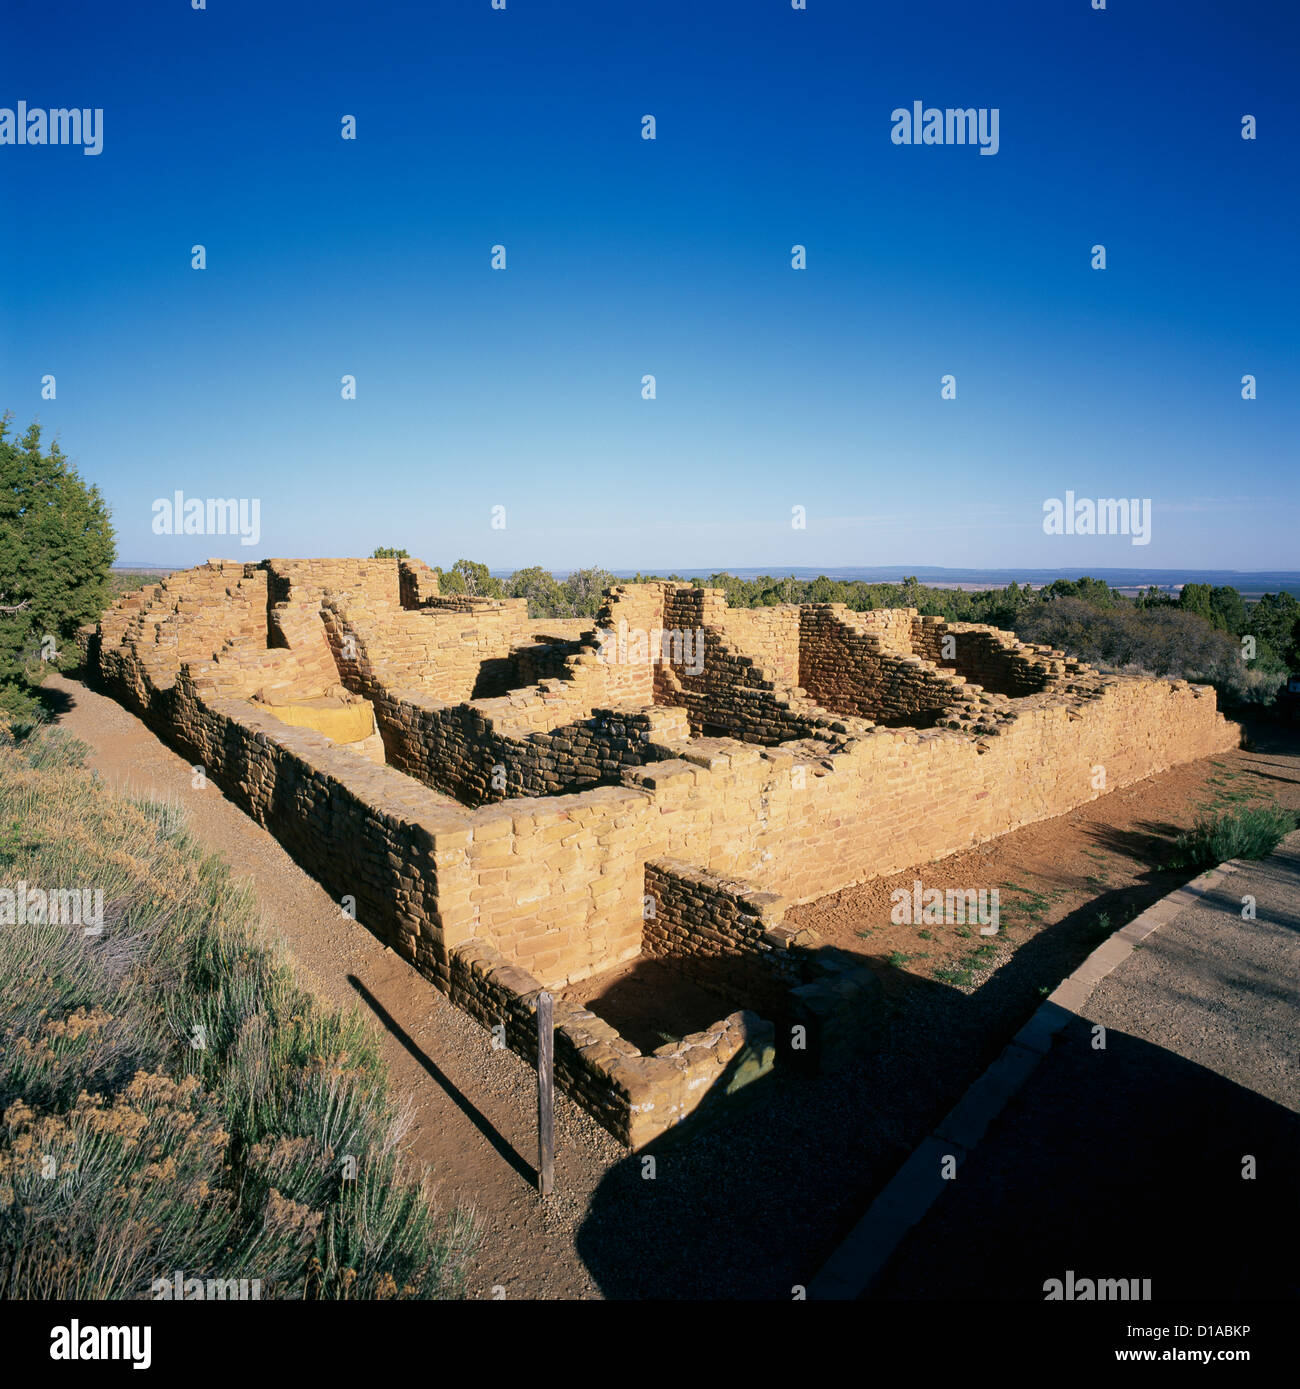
(658, 623, 828, 744)
(509, 638, 581, 688)
(398, 557, 440, 608)
(622, 673, 1239, 907)
(262, 557, 401, 612)
(845, 606, 916, 655)
(711, 604, 800, 689)
(798, 604, 968, 727)
(93, 563, 269, 712)
(160, 671, 467, 980)
(333, 599, 536, 703)
(324, 595, 692, 807)
(85, 559, 1242, 1148)
(643, 857, 812, 1009)
(448, 938, 776, 1146)
(910, 614, 1058, 696)
(658, 587, 841, 745)
(644, 858, 796, 967)
(333, 586, 663, 730)
(642, 858, 883, 1070)
(371, 690, 688, 806)
(592, 584, 663, 708)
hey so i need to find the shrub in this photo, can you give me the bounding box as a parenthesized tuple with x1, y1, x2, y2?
(1168, 803, 1297, 871)
(1013, 597, 1242, 679)
(0, 721, 92, 771)
(1203, 663, 1288, 708)
(0, 740, 475, 1299)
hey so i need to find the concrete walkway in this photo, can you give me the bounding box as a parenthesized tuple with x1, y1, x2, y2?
(814, 831, 1300, 1300)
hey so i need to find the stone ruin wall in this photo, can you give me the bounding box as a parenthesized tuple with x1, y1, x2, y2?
(83, 557, 1241, 1145)
(798, 605, 967, 726)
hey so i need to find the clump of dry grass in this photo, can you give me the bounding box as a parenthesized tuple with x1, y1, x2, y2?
(0, 724, 474, 1299)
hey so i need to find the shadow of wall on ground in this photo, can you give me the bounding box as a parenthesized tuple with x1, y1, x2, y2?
(571, 814, 1300, 1302)
(570, 900, 1118, 1299)
(867, 1018, 1300, 1299)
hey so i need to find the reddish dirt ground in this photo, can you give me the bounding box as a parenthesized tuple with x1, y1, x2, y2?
(786, 715, 1300, 1008)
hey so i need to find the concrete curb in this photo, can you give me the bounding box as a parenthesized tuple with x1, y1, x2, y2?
(807, 858, 1242, 1300)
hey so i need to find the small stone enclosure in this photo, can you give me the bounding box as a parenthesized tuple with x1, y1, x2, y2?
(85, 558, 1240, 1145)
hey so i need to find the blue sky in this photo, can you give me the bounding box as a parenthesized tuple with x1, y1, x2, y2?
(1, 0, 1296, 573)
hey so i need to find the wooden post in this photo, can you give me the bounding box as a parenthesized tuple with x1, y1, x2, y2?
(536, 991, 554, 1196)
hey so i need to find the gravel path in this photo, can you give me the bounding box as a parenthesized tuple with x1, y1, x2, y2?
(868, 831, 1300, 1299)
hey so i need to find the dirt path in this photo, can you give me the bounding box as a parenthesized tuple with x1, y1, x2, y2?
(45, 673, 622, 1301)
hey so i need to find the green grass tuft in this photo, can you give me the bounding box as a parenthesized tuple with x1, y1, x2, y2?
(933, 966, 975, 988)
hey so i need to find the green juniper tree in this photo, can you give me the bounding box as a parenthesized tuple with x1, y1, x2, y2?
(507, 565, 566, 617)
(0, 414, 115, 718)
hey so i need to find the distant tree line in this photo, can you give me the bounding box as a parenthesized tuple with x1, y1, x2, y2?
(374, 552, 619, 619)
(374, 552, 1300, 707)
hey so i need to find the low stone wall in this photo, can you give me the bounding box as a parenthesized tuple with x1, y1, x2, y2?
(642, 858, 884, 1070)
(508, 639, 581, 688)
(364, 688, 689, 806)
(165, 673, 466, 980)
(448, 938, 776, 1146)
(715, 604, 801, 688)
(168, 663, 654, 991)
(397, 557, 442, 609)
(644, 857, 799, 969)
(340, 601, 535, 703)
(263, 556, 401, 611)
(448, 787, 653, 987)
(331, 597, 645, 735)
(658, 622, 837, 745)
(847, 607, 916, 655)
(625, 673, 1239, 907)
(95, 562, 269, 701)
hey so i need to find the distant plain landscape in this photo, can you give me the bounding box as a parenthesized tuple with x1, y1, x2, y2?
(115, 564, 1300, 602)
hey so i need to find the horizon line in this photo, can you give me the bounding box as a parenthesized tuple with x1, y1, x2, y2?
(112, 561, 1300, 581)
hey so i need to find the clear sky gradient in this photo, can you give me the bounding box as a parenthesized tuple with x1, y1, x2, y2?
(2, 0, 1296, 572)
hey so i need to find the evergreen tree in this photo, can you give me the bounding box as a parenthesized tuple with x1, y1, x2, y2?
(0, 414, 115, 716)
(508, 565, 566, 617)
(450, 558, 503, 598)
